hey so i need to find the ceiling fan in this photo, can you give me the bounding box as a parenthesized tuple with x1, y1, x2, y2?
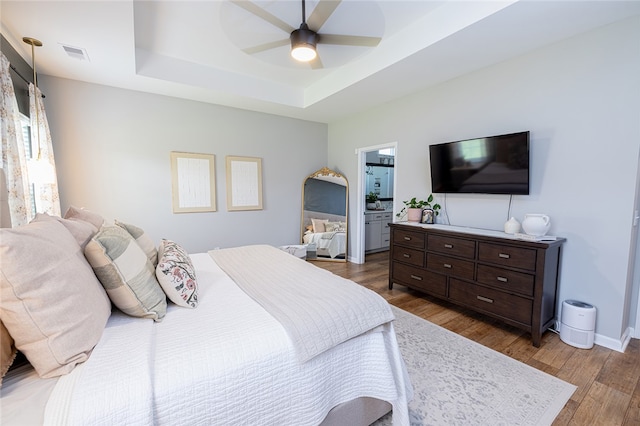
(230, 0, 382, 69)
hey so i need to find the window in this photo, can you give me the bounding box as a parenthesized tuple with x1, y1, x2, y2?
(20, 113, 37, 217)
(458, 138, 487, 163)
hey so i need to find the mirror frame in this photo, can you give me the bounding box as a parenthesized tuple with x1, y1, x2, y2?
(301, 167, 348, 262)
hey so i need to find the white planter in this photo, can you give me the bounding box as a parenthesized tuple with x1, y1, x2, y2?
(407, 208, 423, 222)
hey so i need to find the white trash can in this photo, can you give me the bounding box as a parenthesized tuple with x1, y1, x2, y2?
(559, 300, 596, 349)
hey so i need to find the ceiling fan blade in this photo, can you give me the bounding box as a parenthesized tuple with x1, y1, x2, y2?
(310, 55, 324, 70)
(242, 38, 290, 55)
(230, 0, 295, 34)
(307, 0, 341, 31)
(319, 34, 381, 47)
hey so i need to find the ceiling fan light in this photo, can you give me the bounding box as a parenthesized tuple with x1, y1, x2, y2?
(290, 27, 317, 62)
(291, 45, 316, 61)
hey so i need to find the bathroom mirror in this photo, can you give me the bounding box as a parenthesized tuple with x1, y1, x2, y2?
(301, 167, 348, 262)
(365, 164, 394, 200)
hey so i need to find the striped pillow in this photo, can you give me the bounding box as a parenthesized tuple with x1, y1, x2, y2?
(85, 225, 167, 321)
(115, 221, 158, 266)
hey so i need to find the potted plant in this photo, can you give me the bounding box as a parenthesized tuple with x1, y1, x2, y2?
(396, 194, 441, 222)
(366, 192, 378, 210)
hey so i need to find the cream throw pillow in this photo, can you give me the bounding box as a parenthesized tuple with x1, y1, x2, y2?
(63, 205, 105, 229)
(0, 219, 111, 378)
(311, 218, 329, 233)
(85, 225, 167, 321)
(32, 212, 98, 248)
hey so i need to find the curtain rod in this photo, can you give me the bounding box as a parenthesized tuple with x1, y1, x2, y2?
(9, 62, 46, 98)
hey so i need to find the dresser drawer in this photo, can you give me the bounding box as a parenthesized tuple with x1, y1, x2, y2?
(478, 242, 536, 271)
(392, 229, 425, 249)
(426, 253, 474, 280)
(428, 234, 476, 259)
(393, 263, 446, 297)
(393, 246, 425, 267)
(449, 279, 533, 325)
(477, 264, 534, 296)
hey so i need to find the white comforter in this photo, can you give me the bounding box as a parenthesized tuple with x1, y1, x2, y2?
(210, 245, 394, 362)
(44, 252, 412, 426)
(303, 231, 346, 258)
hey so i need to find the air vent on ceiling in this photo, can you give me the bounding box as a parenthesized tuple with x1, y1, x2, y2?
(60, 43, 89, 61)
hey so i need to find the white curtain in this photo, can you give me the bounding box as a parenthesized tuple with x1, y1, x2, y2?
(0, 53, 31, 226)
(29, 83, 61, 216)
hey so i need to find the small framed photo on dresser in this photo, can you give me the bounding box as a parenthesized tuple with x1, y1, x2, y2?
(421, 208, 435, 224)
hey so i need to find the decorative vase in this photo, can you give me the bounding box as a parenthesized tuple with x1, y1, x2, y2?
(366, 202, 377, 210)
(407, 208, 423, 222)
(504, 217, 521, 234)
(522, 214, 551, 236)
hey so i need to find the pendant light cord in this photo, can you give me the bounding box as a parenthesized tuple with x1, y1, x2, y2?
(23, 37, 42, 160)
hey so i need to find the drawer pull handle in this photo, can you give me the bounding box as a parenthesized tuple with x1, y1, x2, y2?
(404, 236, 412, 241)
(444, 244, 453, 249)
(403, 254, 411, 258)
(497, 276, 508, 282)
(477, 295, 494, 304)
(499, 253, 510, 259)
(410, 275, 423, 281)
(443, 263, 452, 269)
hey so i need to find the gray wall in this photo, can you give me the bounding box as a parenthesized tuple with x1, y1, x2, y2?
(328, 17, 640, 349)
(37, 16, 640, 349)
(40, 77, 327, 253)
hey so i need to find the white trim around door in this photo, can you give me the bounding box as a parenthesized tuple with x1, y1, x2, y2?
(354, 142, 398, 264)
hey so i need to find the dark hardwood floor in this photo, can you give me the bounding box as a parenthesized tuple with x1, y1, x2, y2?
(311, 251, 640, 425)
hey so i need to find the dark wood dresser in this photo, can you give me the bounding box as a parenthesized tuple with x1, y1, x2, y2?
(389, 223, 565, 346)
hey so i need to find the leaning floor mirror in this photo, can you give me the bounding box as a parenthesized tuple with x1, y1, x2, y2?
(301, 167, 348, 262)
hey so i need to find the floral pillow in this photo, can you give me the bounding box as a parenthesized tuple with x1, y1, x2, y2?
(156, 239, 198, 308)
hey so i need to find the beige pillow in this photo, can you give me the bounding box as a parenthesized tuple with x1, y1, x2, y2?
(0, 320, 17, 386)
(85, 225, 167, 321)
(0, 219, 111, 378)
(115, 221, 158, 266)
(63, 205, 104, 229)
(311, 218, 329, 233)
(32, 212, 98, 248)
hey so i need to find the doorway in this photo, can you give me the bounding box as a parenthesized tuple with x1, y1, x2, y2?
(630, 149, 640, 337)
(354, 142, 398, 264)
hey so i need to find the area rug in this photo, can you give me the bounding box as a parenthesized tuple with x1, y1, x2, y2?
(374, 306, 576, 426)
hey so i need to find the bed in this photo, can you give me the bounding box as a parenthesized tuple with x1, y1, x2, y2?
(303, 213, 347, 259)
(457, 161, 528, 194)
(0, 205, 412, 425)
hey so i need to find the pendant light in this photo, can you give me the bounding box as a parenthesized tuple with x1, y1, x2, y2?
(23, 36, 55, 185)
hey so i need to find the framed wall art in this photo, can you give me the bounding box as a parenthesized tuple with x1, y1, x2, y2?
(170, 151, 216, 213)
(226, 156, 263, 211)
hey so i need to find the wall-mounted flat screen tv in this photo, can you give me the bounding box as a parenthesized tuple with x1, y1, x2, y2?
(429, 131, 530, 195)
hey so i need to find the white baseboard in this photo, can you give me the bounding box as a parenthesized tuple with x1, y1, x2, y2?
(593, 327, 633, 353)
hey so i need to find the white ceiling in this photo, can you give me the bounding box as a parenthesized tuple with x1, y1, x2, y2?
(2, 0, 640, 123)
